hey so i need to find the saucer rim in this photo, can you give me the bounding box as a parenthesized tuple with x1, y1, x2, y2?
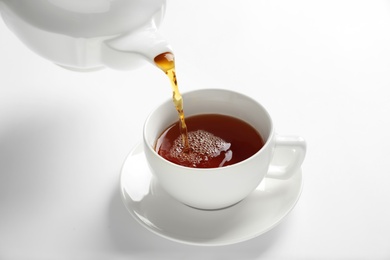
(120, 142, 303, 246)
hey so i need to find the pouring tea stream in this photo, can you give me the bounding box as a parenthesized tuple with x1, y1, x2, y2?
(0, 0, 190, 148)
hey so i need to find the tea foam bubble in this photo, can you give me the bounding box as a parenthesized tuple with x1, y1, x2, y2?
(170, 130, 232, 167)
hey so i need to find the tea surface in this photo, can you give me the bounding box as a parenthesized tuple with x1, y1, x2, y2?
(155, 114, 264, 168)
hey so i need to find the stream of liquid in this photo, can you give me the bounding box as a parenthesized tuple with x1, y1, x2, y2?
(154, 52, 190, 151)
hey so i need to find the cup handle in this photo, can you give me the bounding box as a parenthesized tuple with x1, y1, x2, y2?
(266, 135, 307, 179)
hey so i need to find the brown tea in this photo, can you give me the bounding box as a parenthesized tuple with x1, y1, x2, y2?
(153, 52, 263, 168)
(155, 114, 264, 168)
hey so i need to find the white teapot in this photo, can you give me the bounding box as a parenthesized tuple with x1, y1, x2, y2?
(0, 0, 172, 71)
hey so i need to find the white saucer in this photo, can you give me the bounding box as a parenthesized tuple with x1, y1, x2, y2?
(120, 143, 303, 246)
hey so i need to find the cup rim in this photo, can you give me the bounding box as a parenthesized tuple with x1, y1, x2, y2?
(143, 88, 275, 172)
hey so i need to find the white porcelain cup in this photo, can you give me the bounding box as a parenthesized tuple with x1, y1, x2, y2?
(143, 89, 306, 210)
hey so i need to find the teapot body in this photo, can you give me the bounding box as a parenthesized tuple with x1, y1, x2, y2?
(0, 0, 168, 70)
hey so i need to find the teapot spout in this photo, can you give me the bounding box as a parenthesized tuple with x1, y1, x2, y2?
(102, 21, 172, 70)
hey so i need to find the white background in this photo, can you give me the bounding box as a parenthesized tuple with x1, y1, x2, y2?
(1, 0, 390, 259)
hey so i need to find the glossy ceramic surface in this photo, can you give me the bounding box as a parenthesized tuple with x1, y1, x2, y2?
(0, 0, 170, 70)
(143, 89, 306, 209)
(120, 143, 303, 246)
